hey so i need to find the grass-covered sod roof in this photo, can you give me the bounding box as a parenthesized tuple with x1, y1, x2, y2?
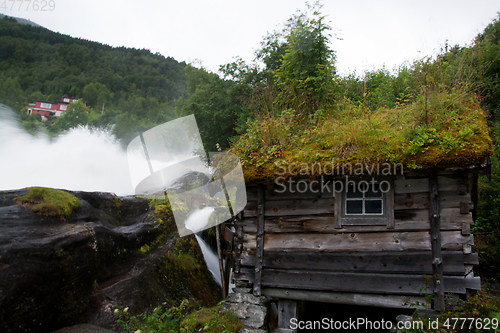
(230, 89, 493, 184)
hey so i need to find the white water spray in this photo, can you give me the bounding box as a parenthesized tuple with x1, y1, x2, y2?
(195, 234, 222, 286)
(185, 207, 215, 234)
(0, 104, 134, 195)
(186, 207, 223, 286)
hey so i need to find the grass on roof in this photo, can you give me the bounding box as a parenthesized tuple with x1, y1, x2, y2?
(230, 88, 493, 184)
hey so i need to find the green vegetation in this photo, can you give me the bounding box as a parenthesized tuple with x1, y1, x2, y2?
(231, 87, 492, 183)
(401, 290, 500, 332)
(116, 301, 242, 333)
(116, 234, 233, 332)
(159, 236, 220, 307)
(4, 5, 500, 332)
(13, 186, 81, 220)
(0, 15, 186, 143)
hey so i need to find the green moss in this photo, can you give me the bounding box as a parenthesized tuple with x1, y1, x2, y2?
(116, 302, 242, 333)
(159, 236, 220, 307)
(180, 303, 243, 333)
(14, 187, 82, 220)
(230, 89, 493, 183)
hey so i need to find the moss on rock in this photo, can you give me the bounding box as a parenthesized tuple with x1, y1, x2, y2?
(14, 187, 82, 220)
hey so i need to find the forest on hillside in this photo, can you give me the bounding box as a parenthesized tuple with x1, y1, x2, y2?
(0, 15, 187, 143)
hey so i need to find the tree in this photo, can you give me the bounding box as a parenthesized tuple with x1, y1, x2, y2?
(274, 1, 337, 115)
(49, 100, 92, 134)
(175, 65, 248, 151)
(82, 82, 112, 109)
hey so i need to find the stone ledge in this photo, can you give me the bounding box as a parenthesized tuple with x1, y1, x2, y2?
(227, 292, 268, 306)
(222, 302, 267, 329)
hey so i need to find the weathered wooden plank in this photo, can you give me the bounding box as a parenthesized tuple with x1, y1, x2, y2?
(464, 253, 479, 265)
(445, 275, 481, 292)
(334, 189, 342, 229)
(387, 184, 395, 229)
(215, 224, 227, 299)
(239, 251, 470, 275)
(234, 268, 481, 294)
(394, 208, 430, 222)
(259, 269, 480, 295)
(222, 225, 234, 245)
(394, 178, 429, 194)
(246, 231, 470, 252)
(440, 208, 472, 223)
(262, 288, 430, 309)
(237, 208, 472, 235)
(240, 231, 471, 252)
(394, 207, 471, 224)
(246, 183, 323, 201)
(253, 184, 265, 296)
(437, 175, 468, 192)
(394, 193, 429, 210)
(243, 197, 336, 217)
(462, 223, 471, 236)
(429, 176, 445, 310)
(278, 300, 298, 332)
(440, 191, 471, 209)
(393, 190, 473, 213)
(442, 232, 474, 251)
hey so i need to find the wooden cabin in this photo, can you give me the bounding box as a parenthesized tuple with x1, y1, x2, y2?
(217, 90, 493, 331)
(220, 160, 488, 329)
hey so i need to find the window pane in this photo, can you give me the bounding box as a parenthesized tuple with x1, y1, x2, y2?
(365, 184, 382, 198)
(365, 200, 383, 214)
(346, 200, 363, 214)
(346, 184, 363, 198)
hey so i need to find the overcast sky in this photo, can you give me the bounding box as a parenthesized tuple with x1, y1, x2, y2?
(1, 0, 499, 76)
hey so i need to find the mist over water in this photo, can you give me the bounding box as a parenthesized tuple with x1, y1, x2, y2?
(0, 104, 134, 195)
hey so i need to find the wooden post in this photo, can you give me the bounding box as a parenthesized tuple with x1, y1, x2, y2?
(253, 184, 265, 296)
(278, 299, 298, 333)
(429, 176, 444, 310)
(216, 223, 227, 299)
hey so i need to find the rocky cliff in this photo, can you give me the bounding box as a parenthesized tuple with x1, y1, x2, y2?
(0, 188, 220, 333)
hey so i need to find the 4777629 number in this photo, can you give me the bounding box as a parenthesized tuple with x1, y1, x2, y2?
(1, 0, 55, 12)
(443, 317, 499, 330)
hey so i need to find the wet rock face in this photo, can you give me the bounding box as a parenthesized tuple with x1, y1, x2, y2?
(0, 189, 165, 332)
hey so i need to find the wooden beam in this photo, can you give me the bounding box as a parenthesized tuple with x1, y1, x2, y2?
(239, 251, 472, 275)
(430, 176, 445, 310)
(387, 184, 395, 229)
(234, 268, 481, 295)
(240, 231, 472, 253)
(395, 178, 430, 194)
(239, 213, 470, 234)
(253, 184, 265, 296)
(278, 299, 298, 332)
(244, 197, 336, 217)
(262, 288, 430, 309)
(215, 223, 227, 299)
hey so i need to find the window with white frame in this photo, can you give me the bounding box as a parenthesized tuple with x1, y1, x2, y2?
(40, 103, 51, 109)
(335, 179, 394, 228)
(345, 182, 384, 215)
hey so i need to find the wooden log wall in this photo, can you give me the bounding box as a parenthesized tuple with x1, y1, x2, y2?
(232, 170, 481, 308)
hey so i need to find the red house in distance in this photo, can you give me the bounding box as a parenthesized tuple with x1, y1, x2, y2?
(27, 97, 83, 120)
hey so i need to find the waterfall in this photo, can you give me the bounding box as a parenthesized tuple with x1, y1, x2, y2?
(195, 234, 222, 286)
